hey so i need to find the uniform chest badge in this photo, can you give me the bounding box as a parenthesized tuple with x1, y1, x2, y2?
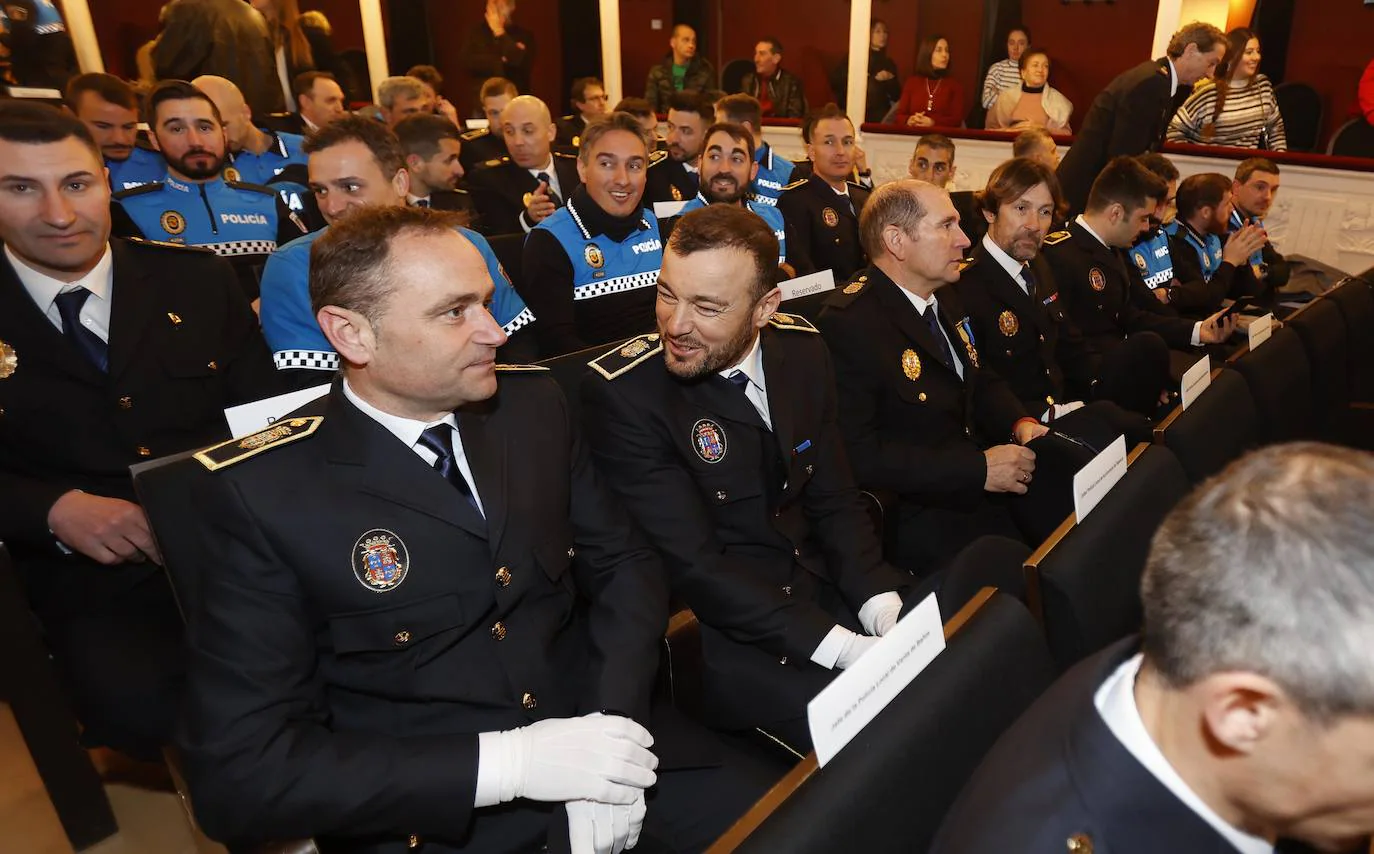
(671, 184, 683, 201)
(691, 418, 727, 464)
(957, 319, 981, 369)
(584, 243, 605, 270)
(353, 529, 409, 593)
(822, 207, 839, 228)
(620, 337, 651, 358)
(901, 348, 921, 381)
(0, 339, 16, 379)
(1133, 252, 1148, 271)
(1088, 267, 1106, 291)
(160, 210, 186, 235)
(223, 166, 241, 182)
(998, 310, 1020, 337)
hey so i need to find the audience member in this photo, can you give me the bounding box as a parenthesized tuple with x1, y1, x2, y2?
(520, 112, 661, 356)
(377, 75, 431, 129)
(1129, 151, 1182, 303)
(1012, 126, 1060, 169)
(830, 18, 902, 124)
(556, 76, 609, 147)
(405, 64, 461, 128)
(986, 48, 1072, 133)
(1358, 57, 1374, 125)
(896, 35, 965, 128)
(0, 101, 279, 762)
(715, 93, 795, 205)
(459, 76, 515, 172)
(778, 105, 869, 279)
(1057, 21, 1227, 216)
(908, 133, 956, 187)
(395, 113, 472, 212)
(1163, 172, 1268, 317)
(465, 94, 579, 236)
(1168, 28, 1287, 151)
(742, 38, 807, 120)
(291, 70, 347, 135)
(248, 0, 340, 113)
(644, 90, 710, 205)
(935, 443, 1374, 854)
(461, 0, 535, 96)
(980, 26, 1030, 111)
(645, 23, 716, 112)
(65, 72, 166, 191)
(1, 0, 76, 88)
(1228, 157, 1290, 299)
(153, 0, 283, 116)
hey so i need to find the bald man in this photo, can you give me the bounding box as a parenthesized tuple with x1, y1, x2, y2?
(464, 94, 582, 235)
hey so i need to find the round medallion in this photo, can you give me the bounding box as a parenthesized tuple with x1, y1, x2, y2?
(160, 210, 186, 235)
(822, 207, 839, 228)
(223, 166, 241, 182)
(1088, 267, 1106, 292)
(998, 310, 1020, 337)
(0, 339, 16, 379)
(691, 419, 727, 464)
(352, 528, 410, 593)
(584, 242, 605, 270)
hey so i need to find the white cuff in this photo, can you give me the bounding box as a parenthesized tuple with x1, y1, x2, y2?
(520, 210, 535, 234)
(810, 624, 853, 670)
(1190, 322, 1203, 347)
(474, 730, 504, 808)
(857, 591, 903, 637)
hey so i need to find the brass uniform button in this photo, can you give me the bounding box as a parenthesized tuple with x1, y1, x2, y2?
(491, 622, 507, 641)
(206, 360, 217, 371)
(567, 547, 575, 559)
(118, 396, 133, 409)
(782, 586, 792, 596)
(521, 692, 538, 710)
(803, 464, 814, 475)
(1046, 396, 1055, 405)
(408, 833, 422, 848)
(495, 566, 512, 587)
(393, 630, 411, 646)
(778, 656, 788, 665)
(715, 490, 727, 501)
(1066, 833, 1093, 854)
(136, 446, 151, 457)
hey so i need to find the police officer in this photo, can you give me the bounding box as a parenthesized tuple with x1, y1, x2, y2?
(556, 76, 609, 148)
(259, 116, 536, 385)
(715, 93, 794, 206)
(521, 112, 662, 357)
(458, 76, 514, 174)
(110, 80, 307, 301)
(778, 104, 869, 280)
(465, 95, 581, 236)
(0, 102, 280, 761)
(1163, 172, 1268, 319)
(396, 113, 474, 215)
(644, 90, 709, 207)
(65, 73, 167, 191)
(1229, 158, 1292, 298)
(1129, 152, 1181, 311)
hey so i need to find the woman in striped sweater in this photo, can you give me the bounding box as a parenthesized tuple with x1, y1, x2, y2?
(1167, 28, 1287, 151)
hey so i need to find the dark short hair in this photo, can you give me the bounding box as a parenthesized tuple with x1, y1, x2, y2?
(395, 113, 462, 160)
(667, 90, 713, 118)
(1175, 172, 1231, 220)
(669, 204, 778, 301)
(1136, 152, 1180, 183)
(702, 121, 755, 157)
(292, 70, 338, 101)
(716, 93, 762, 129)
(1007, 24, 1031, 41)
(612, 97, 655, 119)
(406, 64, 443, 90)
(1167, 21, 1227, 59)
(303, 114, 406, 179)
(571, 76, 604, 104)
(577, 112, 651, 163)
(915, 34, 949, 78)
(310, 205, 468, 321)
(66, 72, 137, 111)
(1235, 157, 1280, 184)
(977, 157, 1062, 221)
(146, 79, 223, 126)
(758, 37, 783, 55)
(671, 22, 696, 39)
(479, 77, 519, 101)
(915, 133, 956, 157)
(1086, 156, 1168, 215)
(0, 100, 101, 159)
(859, 179, 928, 259)
(802, 103, 851, 144)
(1011, 127, 1055, 158)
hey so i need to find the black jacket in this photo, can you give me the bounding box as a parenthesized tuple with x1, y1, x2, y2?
(742, 68, 808, 119)
(777, 174, 869, 280)
(644, 55, 717, 113)
(153, 0, 284, 116)
(464, 151, 580, 237)
(461, 20, 535, 96)
(643, 151, 699, 206)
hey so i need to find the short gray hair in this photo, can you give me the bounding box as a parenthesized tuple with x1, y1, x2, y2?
(378, 76, 426, 110)
(1142, 442, 1374, 722)
(859, 179, 931, 259)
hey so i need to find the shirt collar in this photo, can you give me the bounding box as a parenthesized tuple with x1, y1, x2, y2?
(1095, 654, 1274, 854)
(6, 242, 114, 312)
(683, 160, 699, 174)
(165, 173, 218, 194)
(717, 330, 766, 393)
(895, 282, 940, 316)
(981, 233, 1028, 283)
(525, 157, 555, 179)
(1166, 57, 1180, 97)
(341, 377, 457, 451)
(406, 193, 431, 206)
(1075, 214, 1111, 249)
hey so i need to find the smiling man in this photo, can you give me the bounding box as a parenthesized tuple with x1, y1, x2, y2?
(464, 94, 581, 236)
(778, 105, 869, 279)
(644, 90, 711, 206)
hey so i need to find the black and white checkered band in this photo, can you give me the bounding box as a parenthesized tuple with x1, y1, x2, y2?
(502, 307, 536, 334)
(273, 350, 339, 371)
(573, 271, 660, 301)
(205, 240, 277, 257)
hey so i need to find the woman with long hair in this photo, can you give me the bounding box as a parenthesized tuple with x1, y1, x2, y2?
(894, 35, 965, 128)
(1167, 28, 1287, 150)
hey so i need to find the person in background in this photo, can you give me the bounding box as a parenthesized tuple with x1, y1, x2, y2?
(248, 0, 339, 114)
(291, 70, 347, 134)
(896, 35, 965, 129)
(714, 93, 798, 206)
(458, 76, 514, 172)
(556, 76, 610, 148)
(1162, 172, 1268, 318)
(908, 133, 957, 189)
(65, 72, 166, 191)
(462, 0, 534, 96)
(396, 114, 471, 214)
(1013, 127, 1060, 169)
(741, 38, 807, 120)
(644, 23, 716, 113)
(377, 76, 432, 129)
(405, 64, 461, 128)
(615, 96, 665, 143)
(778, 105, 869, 279)
(154, 0, 283, 116)
(980, 26, 1030, 111)
(1227, 157, 1289, 300)
(1130, 151, 1182, 306)
(1, 0, 77, 89)
(830, 18, 902, 124)
(1168, 28, 1286, 151)
(464, 94, 579, 236)
(644, 90, 711, 206)
(986, 48, 1072, 133)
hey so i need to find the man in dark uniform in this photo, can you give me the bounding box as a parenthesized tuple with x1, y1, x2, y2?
(458, 77, 514, 174)
(644, 91, 710, 207)
(933, 444, 1374, 853)
(465, 94, 580, 236)
(955, 157, 1169, 421)
(1042, 157, 1235, 380)
(778, 105, 870, 280)
(555, 76, 609, 148)
(176, 205, 775, 854)
(583, 205, 1026, 751)
(0, 102, 280, 760)
(1056, 22, 1227, 216)
(396, 113, 474, 216)
(0, 0, 76, 89)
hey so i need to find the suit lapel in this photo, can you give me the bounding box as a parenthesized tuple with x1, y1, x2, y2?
(555, 158, 581, 203)
(0, 244, 105, 385)
(106, 240, 159, 381)
(458, 405, 508, 552)
(873, 272, 961, 379)
(974, 244, 1038, 320)
(759, 330, 795, 461)
(680, 373, 766, 431)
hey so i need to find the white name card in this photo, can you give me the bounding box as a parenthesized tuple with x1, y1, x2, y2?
(779, 269, 837, 303)
(807, 593, 945, 767)
(1072, 434, 1128, 522)
(7, 86, 62, 99)
(466, 118, 490, 129)
(652, 200, 690, 219)
(224, 384, 331, 438)
(1248, 313, 1274, 351)
(1180, 355, 1212, 411)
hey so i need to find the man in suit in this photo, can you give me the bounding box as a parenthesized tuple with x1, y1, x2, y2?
(0, 102, 281, 760)
(465, 95, 580, 236)
(396, 113, 475, 215)
(933, 443, 1374, 853)
(1057, 22, 1227, 216)
(778, 105, 870, 280)
(290, 70, 348, 136)
(555, 76, 609, 149)
(583, 205, 1026, 751)
(177, 205, 775, 854)
(644, 91, 710, 207)
(458, 77, 515, 174)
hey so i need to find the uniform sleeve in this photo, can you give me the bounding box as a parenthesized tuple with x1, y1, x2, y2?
(1109, 76, 1168, 156)
(258, 244, 332, 358)
(0, 471, 76, 551)
(520, 229, 584, 357)
(778, 192, 816, 277)
(1166, 234, 1232, 317)
(202, 254, 289, 405)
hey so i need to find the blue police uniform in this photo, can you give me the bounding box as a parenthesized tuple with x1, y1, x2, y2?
(750, 142, 796, 206)
(679, 193, 787, 263)
(260, 226, 535, 374)
(227, 130, 311, 215)
(1228, 207, 1267, 274)
(106, 147, 167, 191)
(1128, 226, 1175, 289)
(1165, 220, 1222, 281)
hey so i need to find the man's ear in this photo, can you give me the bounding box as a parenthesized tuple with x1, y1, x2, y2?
(1198, 672, 1287, 756)
(317, 305, 375, 367)
(391, 168, 411, 198)
(755, 285, 782, 327)
(749, 160, 760, 182)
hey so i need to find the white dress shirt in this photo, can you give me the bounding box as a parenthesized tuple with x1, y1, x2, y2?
(8, 244, 115, 343)
(518, 157, 564, 233)
(1095, 654, 1273, 854)
(1073, 215, 1203, 346)
(981, 233, 1034, 296)
(893, 285, 964, 381)
(341, 379, 485, 516)
(1166, 58, 1180, 98)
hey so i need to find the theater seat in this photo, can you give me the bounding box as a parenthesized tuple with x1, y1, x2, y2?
(1023, 443, 1190, 670)
(1273, 82, 1323, 152)
(1227, 327, 1314, 443)
(1327, 118, 1374, 158)
(1327, 276, 1374, 402)
(1153, 368, 1258, 483)
(721, 60, 754, 96)
(707, 588, 1055, 854)
(1285, 296, 1350, 439)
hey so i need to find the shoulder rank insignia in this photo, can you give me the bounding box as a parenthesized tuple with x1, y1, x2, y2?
(125, 236, 214, 254)
(553, 150, 577, 160)
(112, 182, 165, 200)
(649, 149, 669, 165)
(588, 333, 663, 380)
(482, 156, 510, 168)
(767, 312, 818, 332)
(194, 416, 322, 471)
(958, 257, 975, 272)
(1042, 230, 1071, 246)
(494, 364, 550, 372)
(842, 276, 866, 295)
(461, 127, 490, 141)
(780, 178, 808, 192)
(225, 179, 277, 196)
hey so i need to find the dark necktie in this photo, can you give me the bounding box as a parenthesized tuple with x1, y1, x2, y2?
(536, 171, 563, 208)
(416, 423, 482, 516)
(921, 305, 956, 371)
(53, 288, 109, 372)
(414, 198, 431, 208)
(729, 371, 785, 498)
(1020, 263, 1037, 297)
(727, 369, 750, 394)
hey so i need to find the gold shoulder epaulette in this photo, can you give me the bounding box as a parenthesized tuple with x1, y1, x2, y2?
(840, 273, 868, 295)
(780, 178, 808, 192)
(482, 156, 510, 168)
(112, 182, 164, 200)
(588, 334, 663, 380)
(461, 127, 490, 140)
(648, 149, 668, 165)
(494, 364, 549, 372)
(958, 257, 976, 272)
(124, 237, 215, 254)
(194, 416, 322, 472)
(553, 150, 577, 160)
(1043, 230, 1071, 246)
(767, 311, 819, 332)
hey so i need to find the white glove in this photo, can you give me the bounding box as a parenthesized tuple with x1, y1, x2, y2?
(485, 714, 658, 805)
(834, 631, 880, 670)
(567, 791, 646, 854)
(858, 592, 903, 637)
